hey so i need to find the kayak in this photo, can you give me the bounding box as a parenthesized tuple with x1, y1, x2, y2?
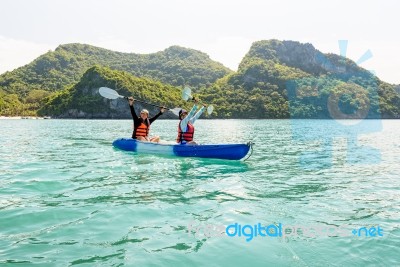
(112, 138, 252, 160)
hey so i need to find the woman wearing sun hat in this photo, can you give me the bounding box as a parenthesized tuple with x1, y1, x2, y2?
(176, 98, 207, 144)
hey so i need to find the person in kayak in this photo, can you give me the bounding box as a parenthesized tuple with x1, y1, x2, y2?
(176, 99, 207, 144)
(128, 97, 165, 142)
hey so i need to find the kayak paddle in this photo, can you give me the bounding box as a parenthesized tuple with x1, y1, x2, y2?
(182, 87, 214, 115)
(98, 87, 181, 116)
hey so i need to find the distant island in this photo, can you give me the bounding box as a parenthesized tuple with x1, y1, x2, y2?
(1, 40, 399, 119)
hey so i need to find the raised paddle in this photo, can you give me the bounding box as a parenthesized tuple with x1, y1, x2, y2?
(98, 87, 181, 116)
(182, 87, 214, 115)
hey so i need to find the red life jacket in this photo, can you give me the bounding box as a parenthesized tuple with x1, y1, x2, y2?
(134, 120, 150, 138)
(176, 122, 194, 143)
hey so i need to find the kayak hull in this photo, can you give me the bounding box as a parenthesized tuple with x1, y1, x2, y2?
(112, 138, 251, 160)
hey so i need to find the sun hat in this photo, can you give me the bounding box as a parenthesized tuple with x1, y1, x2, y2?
(179, 109, 187, 117)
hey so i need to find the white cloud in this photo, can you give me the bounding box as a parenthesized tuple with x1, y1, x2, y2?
(183, 36, 255, 71)
(0, 36, 55, 74)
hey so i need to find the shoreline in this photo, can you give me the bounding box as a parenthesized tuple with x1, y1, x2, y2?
(0, 116, 51, 120)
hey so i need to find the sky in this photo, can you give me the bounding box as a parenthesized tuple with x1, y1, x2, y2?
(0, 0, 399, 84)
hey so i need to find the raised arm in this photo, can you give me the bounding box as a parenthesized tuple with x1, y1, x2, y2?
(189, 106, 205, 125)
(149, 108, 164, 124)
(128, 97, 141, 124)
(180, 105, 197, 132)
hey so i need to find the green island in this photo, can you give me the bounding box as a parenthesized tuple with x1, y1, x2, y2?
(1, 40, 399, 119)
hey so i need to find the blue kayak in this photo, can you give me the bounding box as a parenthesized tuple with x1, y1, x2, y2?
(112, 138, 252, 160)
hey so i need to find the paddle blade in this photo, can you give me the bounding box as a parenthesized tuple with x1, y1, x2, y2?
(207, 105, 214, 115)
(182, 87, 192, 101)
(169, 107, 181, 116)
(99, 87, 124, 99)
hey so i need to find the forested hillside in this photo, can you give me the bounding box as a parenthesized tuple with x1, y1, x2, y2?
(0, 44, 231, 115)
(200, 40, 400, 119)
(38, 66, 188, 119)
(2, 40, 399, 119)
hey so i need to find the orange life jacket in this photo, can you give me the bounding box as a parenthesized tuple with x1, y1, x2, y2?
(176, 122, 194, 143)
(134, 120, 150, 138)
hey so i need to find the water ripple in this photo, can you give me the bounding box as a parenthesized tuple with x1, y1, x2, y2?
(0, 119, 399, 266)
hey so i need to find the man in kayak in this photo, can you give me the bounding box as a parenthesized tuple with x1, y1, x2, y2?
(176, 99, 207, 144)
(128, 97, 165, 142)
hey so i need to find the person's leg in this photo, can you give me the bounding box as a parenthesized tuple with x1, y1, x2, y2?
(136, 136, 147, 142)
(150, 136, 160, 143)
(187, 141, 197, 145)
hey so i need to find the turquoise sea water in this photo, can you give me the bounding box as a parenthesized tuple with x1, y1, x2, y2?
(0, 119, 399, 266)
